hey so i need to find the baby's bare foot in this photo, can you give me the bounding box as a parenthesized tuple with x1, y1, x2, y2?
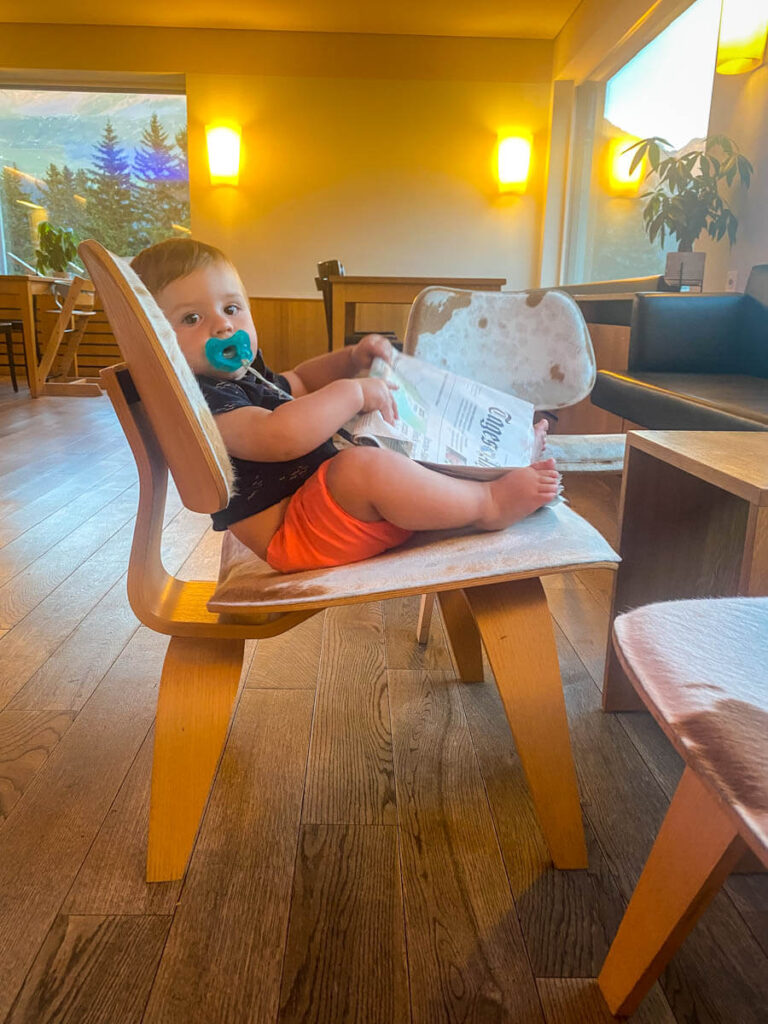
(533, 417, 549, 460)
(479, 458, 560, 530)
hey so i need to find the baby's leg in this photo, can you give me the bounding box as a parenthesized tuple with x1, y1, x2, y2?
(325, 447, 559, 533)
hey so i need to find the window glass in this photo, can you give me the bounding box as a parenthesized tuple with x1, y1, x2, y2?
(0, 89, 189, 274)
(580, 0, 721, 283)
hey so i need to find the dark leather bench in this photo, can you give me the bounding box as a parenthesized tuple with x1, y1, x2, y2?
(590, 265, 768, 431)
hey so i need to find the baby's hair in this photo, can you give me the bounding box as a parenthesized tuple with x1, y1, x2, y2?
(130, 237, 233, 296)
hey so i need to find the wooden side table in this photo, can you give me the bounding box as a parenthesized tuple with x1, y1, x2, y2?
(328, 275, 506, 352)
(0, 273, 62, 398)
(603, 430, 768, 712)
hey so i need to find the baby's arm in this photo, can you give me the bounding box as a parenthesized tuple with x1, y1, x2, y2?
(283, 334, 393, 397)
(214, 377, 396, 462)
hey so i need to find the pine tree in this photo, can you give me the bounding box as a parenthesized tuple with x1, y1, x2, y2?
(1, 165, 36, 269)
(173, 126, 191, 233)
(42, 163, 87, 238)
(134, 114, 189, 245)
(86, 120, 135, 254)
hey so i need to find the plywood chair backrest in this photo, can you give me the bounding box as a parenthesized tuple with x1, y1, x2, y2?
(36, 276, 96, 383)
(404, 287, 596, 410)
(78, 239, 233, 513)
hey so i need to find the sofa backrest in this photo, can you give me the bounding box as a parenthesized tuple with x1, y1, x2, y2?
(741, 265, 768, 378)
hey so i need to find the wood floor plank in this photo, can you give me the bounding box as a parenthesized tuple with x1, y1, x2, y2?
(0, 492, 186, 709)
(64, 640, 256, 916)
(62, 727, 181, 917)
(382, 594, 453, 671)
(0, 627, 167, 1021)
(278, 824, 409, 1024)
(143, 689, 314, 1024)
(0, 448, 132, 544)
(5, 914, 170, 1024)
(0, 484, 139, 629)
(459, 628, 628, 977)
(0, 523, 133, 709)
(537, 977, 674, 1024)
(9, 506, 207, 712)
(0, 470, 133, 588)
(567, 675, 768, 1023)
(388, 667, 545, 1023)
(542, 574, 610, 688)
(247, 609, 325, 688)
(303, 603, 396, 825)
(176, 524, 222, 580)
(561, 472, 621, 548)
(0, 709, 76, 823)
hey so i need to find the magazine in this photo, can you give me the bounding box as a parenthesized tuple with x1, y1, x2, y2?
(340, 352, 538, 481)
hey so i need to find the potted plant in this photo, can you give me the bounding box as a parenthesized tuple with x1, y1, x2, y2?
(626, 134, 753, 289)
(35, 221, 79, 278)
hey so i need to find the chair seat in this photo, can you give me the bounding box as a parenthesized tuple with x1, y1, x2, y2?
(209, 501, 619, 614)
(614, 597, 768, 855)
(592, 371, 768, 431)
(545, 433, 625, 472)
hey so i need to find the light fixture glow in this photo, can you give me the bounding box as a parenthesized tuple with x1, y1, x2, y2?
(206, 125, 241, 185)
(607, 138, 644, 195)
(716, 0, 768, 75)
(497, 135, 532, 194)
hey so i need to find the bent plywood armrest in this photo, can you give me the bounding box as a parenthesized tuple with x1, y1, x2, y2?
(82, 239, 619, 884)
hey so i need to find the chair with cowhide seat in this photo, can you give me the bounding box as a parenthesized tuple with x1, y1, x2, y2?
(78, 238, 619, 884)
(598, 596, 768, 1017)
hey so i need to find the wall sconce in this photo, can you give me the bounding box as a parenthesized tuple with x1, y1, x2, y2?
(206, 125, 241, 185)
(497, 135, 532, 194)
(717, 0, 768, 74)
(607, 138, 644, 195)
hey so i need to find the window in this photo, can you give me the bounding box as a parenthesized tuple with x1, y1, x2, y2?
(564, 0, 721, 284)
(0, 88, 190, 274)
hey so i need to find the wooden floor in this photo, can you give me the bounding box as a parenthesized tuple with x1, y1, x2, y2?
(1, 380, 767, 1024)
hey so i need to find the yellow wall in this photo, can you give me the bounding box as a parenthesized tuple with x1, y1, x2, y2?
(2, 24, 553, 297)
(188, 73, 551, 296)
(700, 63, 768, 292)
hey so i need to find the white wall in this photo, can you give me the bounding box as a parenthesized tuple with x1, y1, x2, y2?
(700, 63, 768, 292)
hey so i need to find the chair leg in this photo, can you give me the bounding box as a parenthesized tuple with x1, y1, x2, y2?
(147, 636, 245, 882)
(416, 593, 434, 645)
(3, 327, 17, 392)
(437, 589, 485, 682)
(598, 767, 746, 1017)
(465, 577, 587, 868)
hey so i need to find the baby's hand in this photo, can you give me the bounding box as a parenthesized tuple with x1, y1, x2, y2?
(358, 377, 399, 426)
(350, 334, 394, 372)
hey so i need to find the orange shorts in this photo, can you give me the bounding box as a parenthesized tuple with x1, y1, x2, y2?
(265, 459, 413, 573)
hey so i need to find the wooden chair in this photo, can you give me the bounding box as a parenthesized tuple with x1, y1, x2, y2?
(0, 319, 25, 392)
(402, 285, 627, 638)
(78, 239, 619, 884)
(36, 277, 101, 396)
(315, 258, 400, 349)
(597, 597, 768, 1017)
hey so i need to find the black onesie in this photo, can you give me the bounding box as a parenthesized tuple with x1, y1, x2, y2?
(196, 352, 338, 531)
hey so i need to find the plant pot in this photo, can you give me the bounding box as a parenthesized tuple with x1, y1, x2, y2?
(664, 251, 706, 291)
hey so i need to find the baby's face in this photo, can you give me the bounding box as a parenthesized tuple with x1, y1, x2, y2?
(156, 261, 257, 376)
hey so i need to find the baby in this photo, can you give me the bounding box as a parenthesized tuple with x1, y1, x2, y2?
(131, 239, 558, 573)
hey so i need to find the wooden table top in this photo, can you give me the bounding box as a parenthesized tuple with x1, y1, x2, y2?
(327, 275, 507, 287)
(0, 273, 62, 284)
(629, 430, 768, 506)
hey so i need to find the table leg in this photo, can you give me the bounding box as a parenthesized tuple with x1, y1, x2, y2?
(331, 287, 347, 352)
(17, 284, 40, 398)
(742, 505, 768, 596)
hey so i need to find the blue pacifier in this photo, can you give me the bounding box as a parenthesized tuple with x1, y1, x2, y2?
(204, 330, 254, 374)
